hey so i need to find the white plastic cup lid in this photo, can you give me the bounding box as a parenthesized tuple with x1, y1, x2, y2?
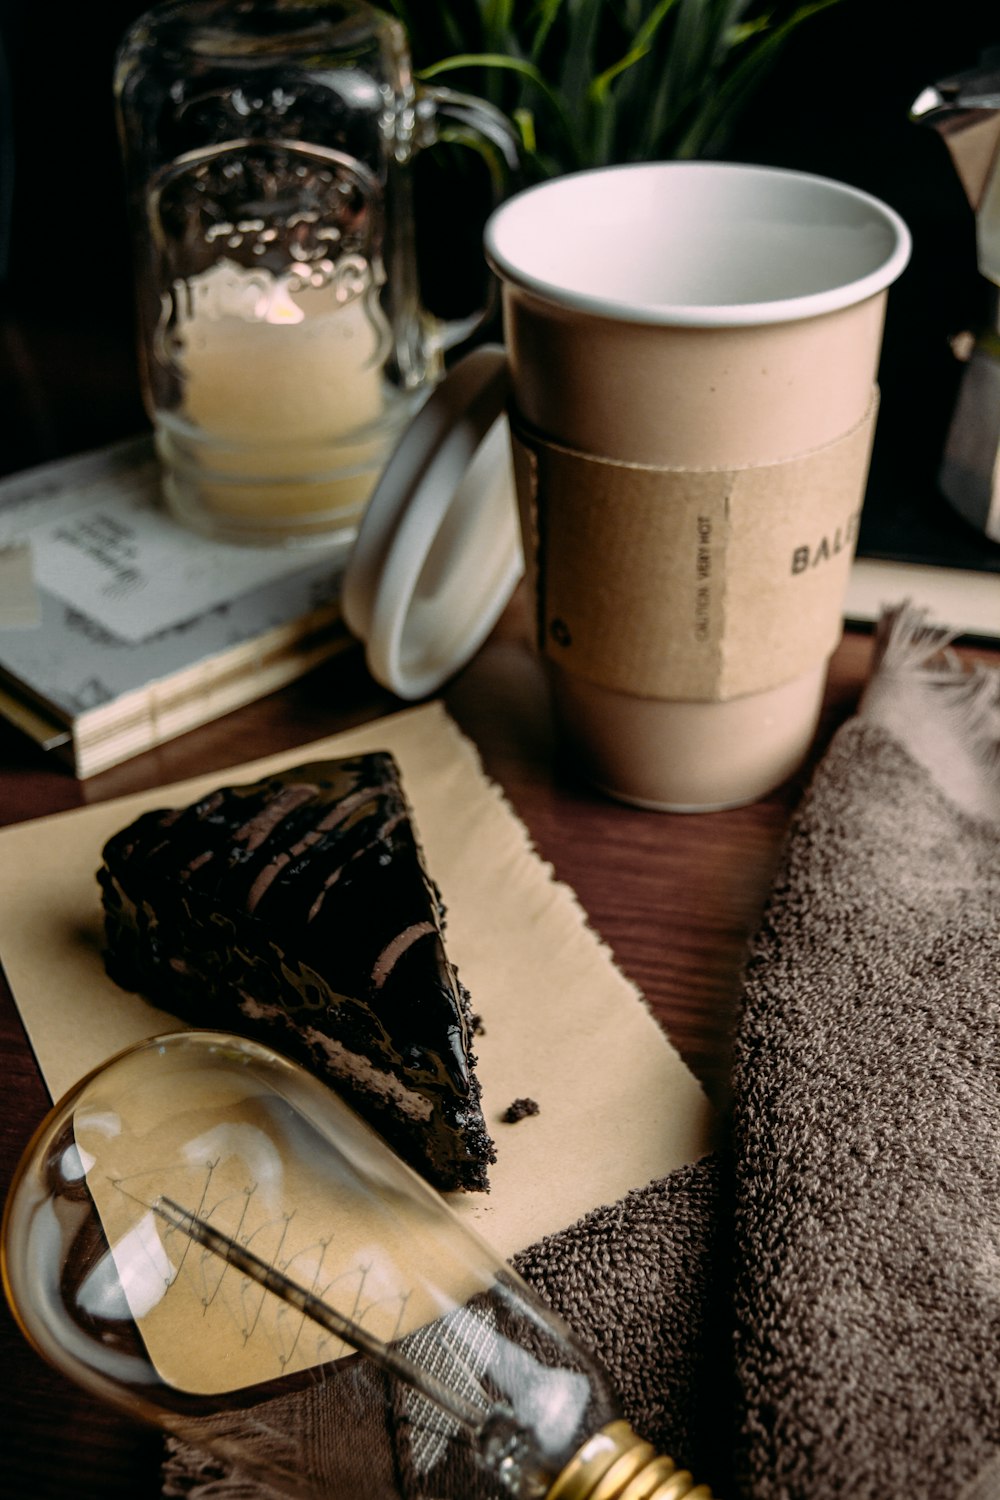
(341, 345, 523, 700)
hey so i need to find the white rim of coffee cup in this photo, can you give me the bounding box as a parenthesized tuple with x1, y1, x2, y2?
(483, 160, 911, 326)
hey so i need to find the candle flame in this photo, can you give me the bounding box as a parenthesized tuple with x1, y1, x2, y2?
(258, 280, 305, 325)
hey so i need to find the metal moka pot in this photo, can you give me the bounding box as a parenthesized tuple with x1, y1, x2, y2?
(913, 48, 1000, 542)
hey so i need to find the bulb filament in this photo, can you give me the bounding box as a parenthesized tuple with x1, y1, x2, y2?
(154, 1196, 494, 1433)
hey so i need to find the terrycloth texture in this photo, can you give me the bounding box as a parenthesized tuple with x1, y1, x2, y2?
(163, 610, 1000, 1499)
(731, 721, 1000, 1495)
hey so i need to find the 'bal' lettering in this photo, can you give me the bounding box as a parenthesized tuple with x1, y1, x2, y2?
(790, 508, 861, 575)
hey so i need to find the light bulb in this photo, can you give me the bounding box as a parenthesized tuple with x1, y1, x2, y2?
(2, 1031, 711, 1500)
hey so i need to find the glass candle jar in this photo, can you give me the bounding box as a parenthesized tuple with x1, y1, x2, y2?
(114, 0, 517, 546)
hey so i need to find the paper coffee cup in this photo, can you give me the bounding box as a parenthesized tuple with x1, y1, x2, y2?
(484, 162, 911, 810)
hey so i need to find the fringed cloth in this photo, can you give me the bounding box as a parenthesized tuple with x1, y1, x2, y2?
(164, 607, 1000, 1499)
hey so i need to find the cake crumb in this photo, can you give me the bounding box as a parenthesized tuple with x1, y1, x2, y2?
(470, 1012, 486, 1036)
(502, 1097, 540, 1124)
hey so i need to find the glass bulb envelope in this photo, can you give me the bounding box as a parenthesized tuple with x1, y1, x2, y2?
(2, 1030, 652, 1500)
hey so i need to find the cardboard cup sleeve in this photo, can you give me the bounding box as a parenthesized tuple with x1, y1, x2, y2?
(510, 391, 879, 704)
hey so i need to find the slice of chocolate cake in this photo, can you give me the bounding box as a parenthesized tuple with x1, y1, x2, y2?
(97, 752, 495, 1192)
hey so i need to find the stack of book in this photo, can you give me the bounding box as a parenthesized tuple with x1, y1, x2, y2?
(0, 438, 354, 778)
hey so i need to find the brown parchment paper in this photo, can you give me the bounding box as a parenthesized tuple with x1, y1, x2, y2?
(0, 702, 713, 1273)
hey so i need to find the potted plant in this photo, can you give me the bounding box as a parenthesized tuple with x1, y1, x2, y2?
(386, 0, 841, 178)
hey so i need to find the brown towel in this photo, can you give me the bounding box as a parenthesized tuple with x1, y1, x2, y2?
(164, 609, 1000, 1499)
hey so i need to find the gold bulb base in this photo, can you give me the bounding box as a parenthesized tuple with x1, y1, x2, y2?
(546, 1420, 714, 1500)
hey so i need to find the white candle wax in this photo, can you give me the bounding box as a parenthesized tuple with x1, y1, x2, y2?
(169, 258, 392, 529)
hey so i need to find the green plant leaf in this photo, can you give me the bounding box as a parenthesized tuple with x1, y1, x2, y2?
(529, 0, 567, 61)
(659, 0, 718, 128)
(482, 0, 515, 51)
(418, 49, 577, 156)
(419, 50, 548, 91)
(513, 106, 538, 153)
(675, 0, 842, 156)
(592, 96, 618, 163)
(588, 0, 681, 105)
(558, 0, 605, 140)
(395, 0, 845, 173)
(434, 123, 510, 194)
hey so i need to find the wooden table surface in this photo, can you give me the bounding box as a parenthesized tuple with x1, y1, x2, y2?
(0, 598, 986, 1498)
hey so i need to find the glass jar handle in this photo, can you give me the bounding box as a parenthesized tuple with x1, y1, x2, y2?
(415, 84, 521, 351)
